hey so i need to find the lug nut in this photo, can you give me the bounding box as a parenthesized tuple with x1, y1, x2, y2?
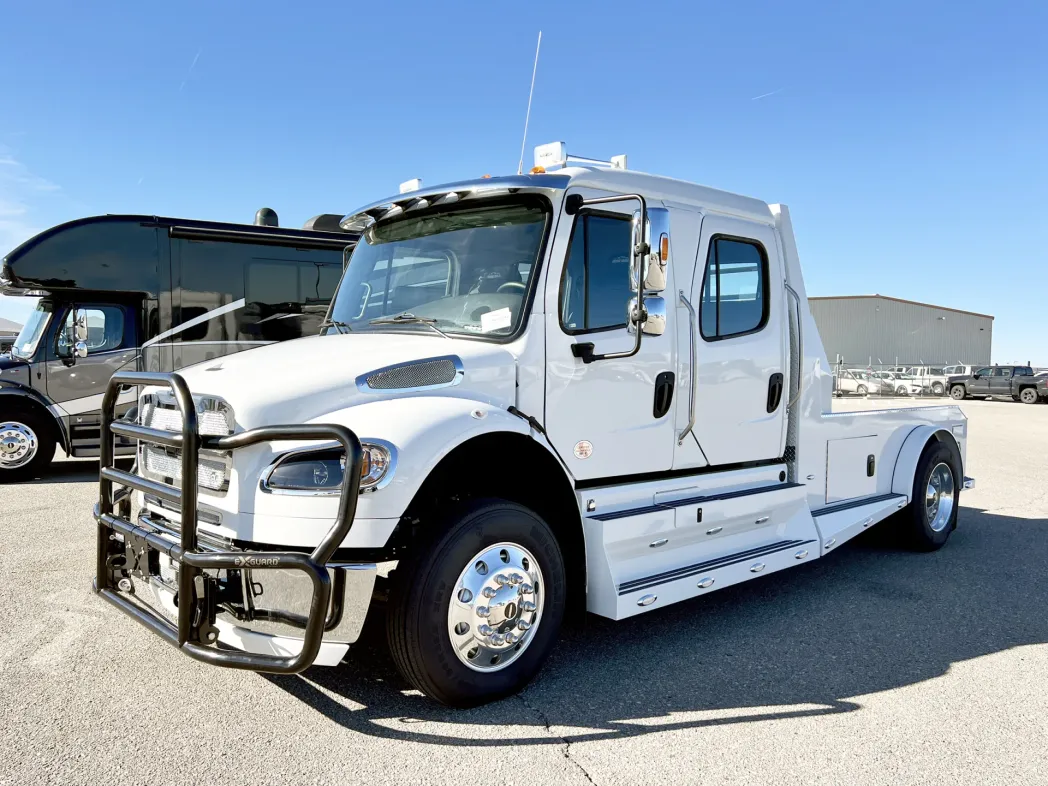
(490, 633, 505, 646)
(510, 573, 524, 585)
(494, 574, 510, 587)
(478, 624, 494, 637)
(520, 583, 534, 595)
(482, 587, 497, 598)
(475, 606, 490, 618)
(518, 620, 531, 631)
(505, 632, 519, 644)
(521, 601, 536, 612)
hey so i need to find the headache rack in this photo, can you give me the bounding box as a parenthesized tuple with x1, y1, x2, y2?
(93, 370, 363, 674)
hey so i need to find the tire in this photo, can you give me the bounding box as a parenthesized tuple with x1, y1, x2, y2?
(0, 408, 57, 483)
(950, 385, 966, 400)
(898, 441, 960, 552)
(932, 382, 944, 396)
(1020, 388, 1039, 405)
(386, 498, 567, 707)
(895, 385, 907, 395)
(857, 384, 868, 396)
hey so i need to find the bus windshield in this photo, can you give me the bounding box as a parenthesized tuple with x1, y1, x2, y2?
(328, 201, 548, 339)
(11, 301, 53, 360)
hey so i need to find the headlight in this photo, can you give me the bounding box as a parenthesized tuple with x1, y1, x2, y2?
(261, 441, 395, 495)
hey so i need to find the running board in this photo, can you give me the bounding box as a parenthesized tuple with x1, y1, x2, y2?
(811, 493, 908, 556)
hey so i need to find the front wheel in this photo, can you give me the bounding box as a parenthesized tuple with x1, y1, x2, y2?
(386, 499, 566, 707)
(896, 385, 908, 395)
(950, 385, 966, 400)
(1020, 388, 1039, 405)
(932, 382, 945, 396)
(0, 411, 57, 483)
(857, 384, 868, 396)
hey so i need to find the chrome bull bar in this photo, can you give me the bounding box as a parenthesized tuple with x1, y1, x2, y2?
(93, 370, 363, 674)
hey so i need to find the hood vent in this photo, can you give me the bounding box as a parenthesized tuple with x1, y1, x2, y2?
(357, 355, 464, 393)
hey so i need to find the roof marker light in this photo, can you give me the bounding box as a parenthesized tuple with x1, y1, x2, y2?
(399, 178, 422, 194)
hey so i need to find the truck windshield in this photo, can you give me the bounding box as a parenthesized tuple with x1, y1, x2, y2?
(10, 301, 52, 360)
(328, 201, 548, 339)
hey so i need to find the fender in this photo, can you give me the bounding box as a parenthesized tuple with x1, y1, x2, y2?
(891, 425, 963, 502)
(0, 382, 70, 454)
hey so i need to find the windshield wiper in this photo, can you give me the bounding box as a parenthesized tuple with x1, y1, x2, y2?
(320, 319, 352, 335)
(369, 313, 450, 339)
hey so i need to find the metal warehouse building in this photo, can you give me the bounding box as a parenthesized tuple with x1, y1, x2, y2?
(808, 295, 993, 367)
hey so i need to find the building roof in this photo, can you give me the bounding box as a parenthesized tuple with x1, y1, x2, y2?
(0, 316, 23, 334)
(807, 294, 993, 320)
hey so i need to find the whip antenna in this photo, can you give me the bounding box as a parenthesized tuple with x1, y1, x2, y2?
(516, 31, 542, 175)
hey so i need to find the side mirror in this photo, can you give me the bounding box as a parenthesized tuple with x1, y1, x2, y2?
(627, 295, 667, 336)
(630, 207, 670, 293)
(74, 309, 89, 342)
(74, 341, 88, 359)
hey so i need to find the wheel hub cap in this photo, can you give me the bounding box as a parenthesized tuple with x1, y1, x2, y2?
(926, 462, 955, 532)
(447, 542, 544, 672)
(0, 422, 38, 469)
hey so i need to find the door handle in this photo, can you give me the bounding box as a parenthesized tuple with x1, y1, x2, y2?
(653, 371, 675, 418)
(767, 373, 784, 413)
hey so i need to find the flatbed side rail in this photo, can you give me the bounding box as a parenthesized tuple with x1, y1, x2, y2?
(94, 370, 363, 674)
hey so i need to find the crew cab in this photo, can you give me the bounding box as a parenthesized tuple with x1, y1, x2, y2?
(89, 144, 975, 707)
(948, 365, 1046, 404)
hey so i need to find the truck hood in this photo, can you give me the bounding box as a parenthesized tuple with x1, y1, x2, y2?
(175, 332, 518, 429)
(0, 354, 31, 388)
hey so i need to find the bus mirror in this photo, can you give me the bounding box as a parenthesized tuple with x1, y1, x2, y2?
(631, 208, 669, 293)
(75, 341, 89, 359)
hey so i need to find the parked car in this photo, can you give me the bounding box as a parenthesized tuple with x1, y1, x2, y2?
(948, 365, 1048, 404)
(872, 371, 922, 396)
(891, 366, 948, 396)
(834, 368, 875, 396)
(942, 364, 974, 379)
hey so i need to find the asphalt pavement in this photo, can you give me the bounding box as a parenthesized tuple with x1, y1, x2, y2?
(1, 397, 1046, 785)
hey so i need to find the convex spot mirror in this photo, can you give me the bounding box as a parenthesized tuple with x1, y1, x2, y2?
(630, 207, 670, 293)
(627, 295, 667, 336)
(74, 341, 88, 359)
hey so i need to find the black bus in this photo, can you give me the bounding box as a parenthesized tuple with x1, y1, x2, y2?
(0, 211, 356, 480)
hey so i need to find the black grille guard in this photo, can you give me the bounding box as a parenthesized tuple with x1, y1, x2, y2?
(93, 370, 364, 674)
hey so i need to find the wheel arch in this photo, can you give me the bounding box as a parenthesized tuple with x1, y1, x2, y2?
(400, 430, 586, 615)
(891, 425, 963, 501)
(0, 388, 68, 453)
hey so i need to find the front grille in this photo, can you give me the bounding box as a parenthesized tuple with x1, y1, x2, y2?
(138, 393, 234, 493)
(364, 357, 459, 390)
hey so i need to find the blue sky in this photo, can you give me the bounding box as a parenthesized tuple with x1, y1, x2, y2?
(1, 0, 1045, 363)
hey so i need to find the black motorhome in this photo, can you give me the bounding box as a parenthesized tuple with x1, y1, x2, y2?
(0, 211, 356, 480)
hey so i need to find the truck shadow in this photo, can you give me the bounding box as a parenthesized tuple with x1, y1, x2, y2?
(265, 506, 1048, 745)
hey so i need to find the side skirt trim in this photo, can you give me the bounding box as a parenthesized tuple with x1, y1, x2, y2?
(617, 538, 816, 595)
(589, 481, 804, 522)
(812, 493, 903, 518)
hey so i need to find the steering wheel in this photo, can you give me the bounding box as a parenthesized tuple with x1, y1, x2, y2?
(496, 281, 526, 294)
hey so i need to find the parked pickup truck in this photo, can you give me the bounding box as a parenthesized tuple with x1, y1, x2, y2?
(948, 365, 1047, 404)
(89, 142, 975, 707)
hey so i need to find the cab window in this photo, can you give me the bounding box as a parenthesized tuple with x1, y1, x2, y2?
(699, 237, 768, 340)
(560, 214, 633, 333)
(57, 306, 127, 354)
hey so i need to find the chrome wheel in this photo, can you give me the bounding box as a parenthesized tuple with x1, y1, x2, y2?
(447, 542, 544, 672)
(0, 422, 38, 470)
(925, 462, 955, 532)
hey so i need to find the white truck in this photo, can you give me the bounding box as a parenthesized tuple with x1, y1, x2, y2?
(92, 144, 974, 707)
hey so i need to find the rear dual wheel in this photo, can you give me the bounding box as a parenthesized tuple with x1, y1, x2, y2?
(386, 499, 566, 707)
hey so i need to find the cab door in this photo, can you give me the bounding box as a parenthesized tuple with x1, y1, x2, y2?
(543, 188, 676, 481)
(989, 367, 1013, 397)
(686, 215, 786, 466)
(970, 367, 992, 396)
